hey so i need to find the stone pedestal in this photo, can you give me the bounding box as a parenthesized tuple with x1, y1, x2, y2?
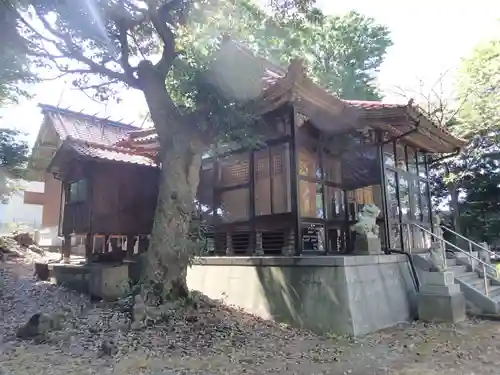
(89, 264, 129, 301)
(354, 234, 382, 255)
(417, 271, 466, 323)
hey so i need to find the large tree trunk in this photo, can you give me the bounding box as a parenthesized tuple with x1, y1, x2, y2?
(137, 61, 203, 302)
(144, 145, 202, 301)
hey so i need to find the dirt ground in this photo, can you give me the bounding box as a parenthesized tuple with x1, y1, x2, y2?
(1, 259, 500, 375)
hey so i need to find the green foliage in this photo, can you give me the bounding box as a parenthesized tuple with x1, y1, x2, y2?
(456, 38, 500, 138)
(0, 128, 29, 176)
(0, 0, 36, 106)
(0, 128, 28, 202)
(161, 0, 392, 147)
(281, 10, 392, 100)
(429, 33, 500, 241)
(171, 2, 392, 106)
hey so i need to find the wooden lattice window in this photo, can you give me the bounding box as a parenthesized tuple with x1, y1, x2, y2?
(255, 156, 269, 179)
(219, 156, 249, 187)
(273, 154, 283, 175)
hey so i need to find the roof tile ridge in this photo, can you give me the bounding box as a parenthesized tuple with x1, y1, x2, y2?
(67, 136, 141, 154)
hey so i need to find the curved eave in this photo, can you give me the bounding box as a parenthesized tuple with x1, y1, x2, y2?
(256, 60, 362, 134)
(353, 104, 466, 153)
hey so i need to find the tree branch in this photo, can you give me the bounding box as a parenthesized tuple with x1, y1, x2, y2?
(117, 21, 137, 83)
(29, 7, 140, 89)
(147, 1, 177, 75)
(79, 79, 119, 90)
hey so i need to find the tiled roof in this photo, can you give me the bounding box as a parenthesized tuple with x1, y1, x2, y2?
(115, 127, 158, 146)
(39, 104, 138, 145)
(66, 137, 157, 167)
(342, 100, 406, 110)
(114, 127, 159, 154)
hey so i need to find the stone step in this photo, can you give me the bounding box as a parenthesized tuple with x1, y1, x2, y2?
(487, 286, 500, 299)
(446, 258, 457, 266)
(455, 251, 479, 261)
(472, 284, 500, 298)
(456, 272, 480, 283)
(467, 277, 493, 291)
(448, 265, 468, 275)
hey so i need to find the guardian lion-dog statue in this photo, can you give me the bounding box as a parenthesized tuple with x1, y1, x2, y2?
(350, 204, 382, 254)
(351, 204, 381, 238)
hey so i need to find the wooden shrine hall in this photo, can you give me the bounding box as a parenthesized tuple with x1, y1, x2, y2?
(47, 39, 466, 263)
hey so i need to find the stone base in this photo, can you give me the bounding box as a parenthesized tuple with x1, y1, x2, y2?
(188, 254, 414, 336)
(52, 264, 90, 293)
(421, 271, 455, 286)
(354, 235, 382, 255)
(420, 283, 461, 295)
(89, 264, 129, 301)
(417, 292, 466, 323)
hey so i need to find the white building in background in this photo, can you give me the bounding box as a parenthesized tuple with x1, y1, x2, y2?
(0, 180, 44, 234)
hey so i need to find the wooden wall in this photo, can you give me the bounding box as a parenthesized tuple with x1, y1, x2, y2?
(62, 159, 89, 235)
(198, 145, 292, 223)
(90, 162, 159, 235)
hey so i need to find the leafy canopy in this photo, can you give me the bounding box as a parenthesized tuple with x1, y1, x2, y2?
(425, 32, 500, 240)
(0, 0, 36, 105)
(456, 38, 500, 138)
(0, 128, 29, 201)
(8, 0, 391, 123)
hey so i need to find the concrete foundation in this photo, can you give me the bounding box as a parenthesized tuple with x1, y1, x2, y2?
(187, 255, 417, 336)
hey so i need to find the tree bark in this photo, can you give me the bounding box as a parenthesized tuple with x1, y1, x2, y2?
(137, 61, 203, 302)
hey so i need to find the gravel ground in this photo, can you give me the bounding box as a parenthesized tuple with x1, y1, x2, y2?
(2, 258, 500, 375)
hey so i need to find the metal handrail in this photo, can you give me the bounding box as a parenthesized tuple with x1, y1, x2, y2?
(440, 225, 496, 258)
(409, 222, 497, 297)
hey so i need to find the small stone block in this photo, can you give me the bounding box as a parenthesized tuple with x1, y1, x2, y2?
(420, 283, 461, 296)
(89, 264, 129, 301)
(34, 262, 50, 281)
(417, 292, 466, 323)
(422, 271, 454, 286)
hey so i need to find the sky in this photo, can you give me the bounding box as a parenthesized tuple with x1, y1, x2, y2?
(0, 0, 499, 148)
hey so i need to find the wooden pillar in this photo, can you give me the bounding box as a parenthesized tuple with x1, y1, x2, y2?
(289, 104, 302, 256)
(249, 150, 256, 255)
(85, 233, 92, 261)
(377, 133, 390, 250)
(62, 234, 71, 264)
(125, 235, 135, 259)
